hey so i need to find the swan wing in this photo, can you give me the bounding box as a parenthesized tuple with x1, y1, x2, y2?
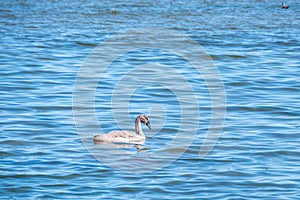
(108, 131, 145, 144)
(94, 131, 145, 144)
(107, 130, 135, 139)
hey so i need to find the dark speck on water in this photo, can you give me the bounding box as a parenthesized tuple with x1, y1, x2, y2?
(1, 0, 300, 199)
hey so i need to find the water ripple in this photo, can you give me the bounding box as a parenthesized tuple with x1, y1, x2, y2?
(1, 0, 300, 199)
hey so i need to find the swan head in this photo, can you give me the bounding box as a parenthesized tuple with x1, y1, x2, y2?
(138, 114, 151, 130)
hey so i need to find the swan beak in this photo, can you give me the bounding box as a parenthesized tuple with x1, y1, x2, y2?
(146, 122, 151, 130)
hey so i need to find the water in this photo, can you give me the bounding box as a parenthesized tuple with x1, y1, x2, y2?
(1, 0, 300, 199)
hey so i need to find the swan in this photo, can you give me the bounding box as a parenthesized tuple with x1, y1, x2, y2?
(93, 114, 151, 144)
(282, 3, 289, 9)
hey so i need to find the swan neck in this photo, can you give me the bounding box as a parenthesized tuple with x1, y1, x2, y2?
(135, 117, 145, 137)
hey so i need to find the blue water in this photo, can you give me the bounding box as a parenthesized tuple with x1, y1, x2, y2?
(1, 0, 300, 199)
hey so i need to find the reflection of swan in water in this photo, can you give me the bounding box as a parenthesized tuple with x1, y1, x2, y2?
(93, 142, 149, 153)
(94, 114, 151, 144)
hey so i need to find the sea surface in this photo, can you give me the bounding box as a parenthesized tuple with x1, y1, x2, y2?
(1, 0, 300, 199)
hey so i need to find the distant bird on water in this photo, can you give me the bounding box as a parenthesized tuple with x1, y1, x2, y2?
(93, 114, 151, 144)
(281, 2, 289, 9)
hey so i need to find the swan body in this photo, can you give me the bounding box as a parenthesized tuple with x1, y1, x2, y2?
(93, 114, 151, 144)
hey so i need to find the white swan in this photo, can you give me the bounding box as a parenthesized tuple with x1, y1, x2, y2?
(93, 114, 151, 144)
